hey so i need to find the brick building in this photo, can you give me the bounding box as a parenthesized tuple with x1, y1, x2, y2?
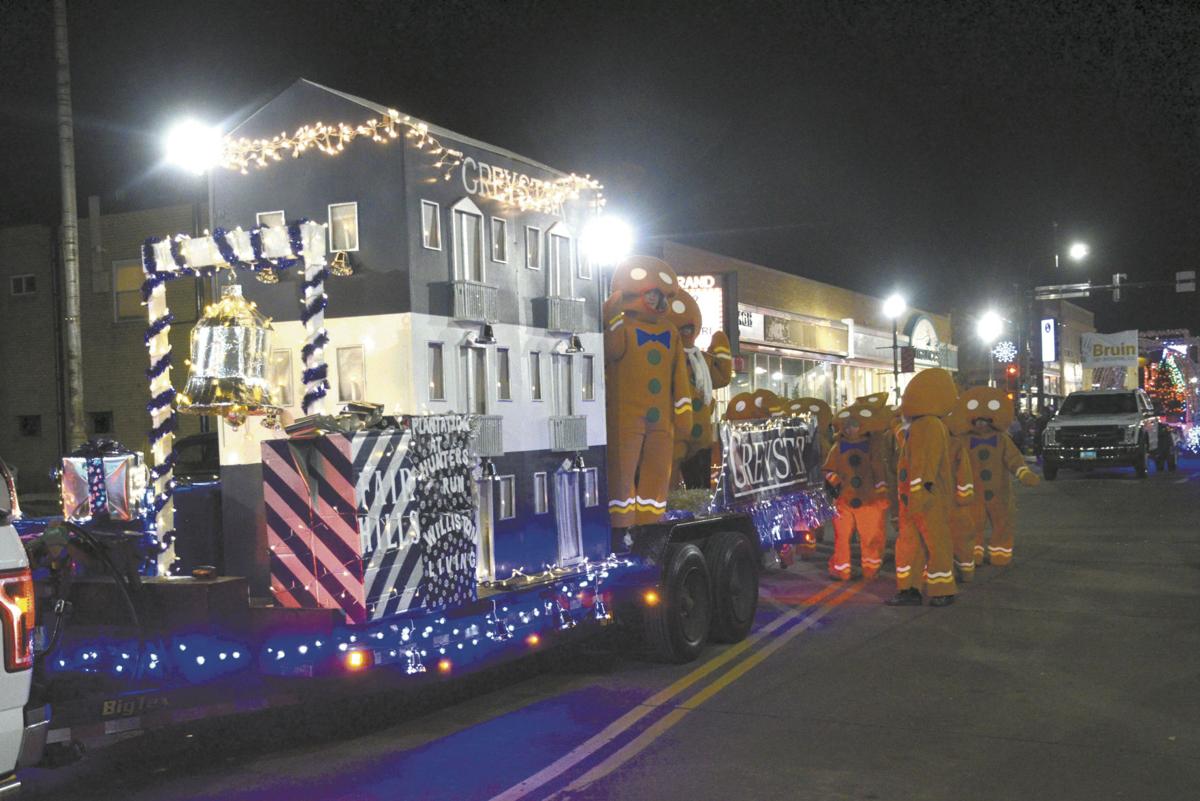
(0, 203, 204, 494)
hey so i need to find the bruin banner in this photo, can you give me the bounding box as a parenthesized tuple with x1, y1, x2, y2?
(1081, 330, 1139, 368)
(713, 419, 819, 507)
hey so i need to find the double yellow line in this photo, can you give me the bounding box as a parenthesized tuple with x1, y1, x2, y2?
(488, 580, 866, 801)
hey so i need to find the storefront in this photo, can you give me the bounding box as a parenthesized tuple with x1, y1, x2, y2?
(660, 241, 958, 413)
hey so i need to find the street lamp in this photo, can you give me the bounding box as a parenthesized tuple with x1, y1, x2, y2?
(976, 310, 1004, 386)
(882, 293, 907, 404)
(1067, 241, 1090, 262)
(581, 215, 634, 268)
(164, 118, 223, 175)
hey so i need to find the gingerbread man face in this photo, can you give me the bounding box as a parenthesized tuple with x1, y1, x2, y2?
(611, 256, 680, 321)
(725, 391, 770, 420)
(856, 391, 891, 409)
(667, 287, 703, 348)
(957, 386, 1014, 432)
(790, 397, 832, 431)
(833, 402, 890, 437)
(900, 367, 958, 419)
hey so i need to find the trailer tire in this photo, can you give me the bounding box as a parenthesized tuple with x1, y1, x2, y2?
(644, 542, 711, 663)
(704, 531, 758, 644)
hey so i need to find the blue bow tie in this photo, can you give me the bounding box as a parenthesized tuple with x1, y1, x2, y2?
(840, 440, 869, 453)
(636, 328, 671, 349)
(971, 435, 998, 448)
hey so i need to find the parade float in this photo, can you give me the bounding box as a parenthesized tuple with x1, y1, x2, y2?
(13, 80, 832, 765)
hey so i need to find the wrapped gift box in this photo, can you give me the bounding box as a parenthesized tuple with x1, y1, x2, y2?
(61, 442, 147, 522)
(262, 416, 477, 623)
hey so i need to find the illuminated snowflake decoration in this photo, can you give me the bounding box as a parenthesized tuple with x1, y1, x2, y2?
(992, 340, 1018, 363)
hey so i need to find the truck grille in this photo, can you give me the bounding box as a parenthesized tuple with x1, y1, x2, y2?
(1057, 426, 1124, 446)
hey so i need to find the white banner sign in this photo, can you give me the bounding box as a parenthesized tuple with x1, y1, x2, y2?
(1040, 318, 1057, 363)
(1081, 330, 1138, 368)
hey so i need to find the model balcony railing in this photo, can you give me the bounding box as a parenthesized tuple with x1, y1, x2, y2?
(549, 415, 588, 452)
(452, 280, 499, 323)
(546, 296, 585, 333)
(470, 415, 505, 458)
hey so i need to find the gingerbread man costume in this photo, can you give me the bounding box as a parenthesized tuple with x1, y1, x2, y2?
(823, 402, 890, 580)
(604, 256, 693, 528)
(668, 287, 732, 488)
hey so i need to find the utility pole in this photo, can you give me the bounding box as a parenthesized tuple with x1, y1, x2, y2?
(55, 0, 86, 448)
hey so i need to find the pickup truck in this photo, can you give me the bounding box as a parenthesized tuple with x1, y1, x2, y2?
(1041, 388, 1175, 480)
(0, 461, 43, 798)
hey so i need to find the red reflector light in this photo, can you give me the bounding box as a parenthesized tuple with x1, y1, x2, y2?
(0, 568, 34, 672)
(345, 649, 373, 671)
(525, 633, 540, 647)
(437, 658, 452, 674)
(643, 589, 660, 607)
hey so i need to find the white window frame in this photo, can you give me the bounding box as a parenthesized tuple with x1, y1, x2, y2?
(9, 274, 36, 296)
(496, 347, 512, 402)
(530, 351, 543, 401)
(497, 475, 517, 521)
(577, 250, 593, 280)
(583, 467, 600, 507)
(256, 210, 286, 228)
(533, 472, 549, 515)
(112, 258, 145, 322)
(450, 197, 486, 283)
(582, 354, 596, 402)
(336, 345, 366, 402)
(490, 216, 508, 263)
(420, 200, 442, 251)
(427, 342, 446, 402)
(552, 353, 575, 416)
(327, 202, 360, 252)
(546, 221, 574, 297)
(268, 348, 295, 408)
(525, 225, 542, 270)
(461, 344, 489, 415)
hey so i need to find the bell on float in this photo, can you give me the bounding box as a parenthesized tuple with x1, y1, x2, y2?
(177, 284, 279, 421)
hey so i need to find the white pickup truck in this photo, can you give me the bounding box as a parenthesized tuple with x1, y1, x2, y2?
(0, 460, 43, 798)
(1041, 388, 1174, 480)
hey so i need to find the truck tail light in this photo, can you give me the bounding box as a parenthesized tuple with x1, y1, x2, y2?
(0, 568, 34, 672)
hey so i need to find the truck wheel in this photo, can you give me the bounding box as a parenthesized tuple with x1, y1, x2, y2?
(1043, 460, 1058, 481)
(1134, 441, 1148, 479)
(644, 542, 712, 663)
(704, 531, 758, 644)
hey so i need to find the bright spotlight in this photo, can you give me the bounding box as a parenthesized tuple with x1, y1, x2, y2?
(882, 293, 907, 320)
(976, 310, 1004, 344)
(581, 215, 634, 267)
(1068, 242, 1090, 262)
(164, 118, 223, 175)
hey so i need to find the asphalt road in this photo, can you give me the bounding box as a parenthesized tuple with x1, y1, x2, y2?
(20, 457, 1200, 801)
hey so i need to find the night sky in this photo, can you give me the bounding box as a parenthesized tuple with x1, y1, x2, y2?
(2, 0, 1198, 332)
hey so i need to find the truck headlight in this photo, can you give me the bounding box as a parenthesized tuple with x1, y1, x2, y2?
(1124, 424, 1140, 444)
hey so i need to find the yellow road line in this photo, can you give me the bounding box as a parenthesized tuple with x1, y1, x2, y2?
(486, 581, 852, 801)
(548, 581, 869, 797)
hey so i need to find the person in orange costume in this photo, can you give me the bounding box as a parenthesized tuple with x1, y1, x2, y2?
(886, 367, 959, 607)
(823, 403, 890, 580)
(943, 404, 983, 582)
(958, 386, 1040, 567)
(789, 397, 834, 461)
(604, 256, 693, 530)
(667, 288, 733, 488)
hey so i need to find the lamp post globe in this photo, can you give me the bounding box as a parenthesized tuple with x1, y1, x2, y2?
(164, 118, 223, 175)
(581, 215, 634, 268)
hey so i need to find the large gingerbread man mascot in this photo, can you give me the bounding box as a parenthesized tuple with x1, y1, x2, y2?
(823, 402, 890, 580)
(958, 386, 1039, 567)
(668, 287, 732, 488)
(943, 402, 983, 582)
(886, 367, 959, 607)
(604, 256, 693, 530)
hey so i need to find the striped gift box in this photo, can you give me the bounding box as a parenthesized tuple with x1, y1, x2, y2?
(262, 420, 477, 623)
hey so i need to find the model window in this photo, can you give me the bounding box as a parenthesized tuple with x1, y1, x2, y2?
(428, 342, 445, 401)
(453, 205, 485, 282)
(337, 345, 366, 402)
(490, 217, 508, 263)
(421, 200, 442, 250)
(533, 472, 548, 515)
(577, 251, 592, 280)
(525, 226, 541, 270)
(9, 275, 36, 296)
(530, 351, 543, 401)
(553, 354, 575, 416)
(256, 210, 286, 228)
(548, 231, 572, 296)
(113, 259, 145, 321)
(497, 475, 516, 521)
(497, 348, 512, 401)
(268, 349, 294, 407)
(582, 355, 595, 401)
(462, 346, 488, 415)
(328, 202, 360, 252)
(583, 468, 599, 507)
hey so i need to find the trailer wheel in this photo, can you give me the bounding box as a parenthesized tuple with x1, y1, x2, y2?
(644, 542, 711, 663)
(704, 531, 758, 643)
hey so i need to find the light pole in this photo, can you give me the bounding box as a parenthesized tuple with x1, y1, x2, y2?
(882, 293, 907, 405)
(976, 310, 1004, 387)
